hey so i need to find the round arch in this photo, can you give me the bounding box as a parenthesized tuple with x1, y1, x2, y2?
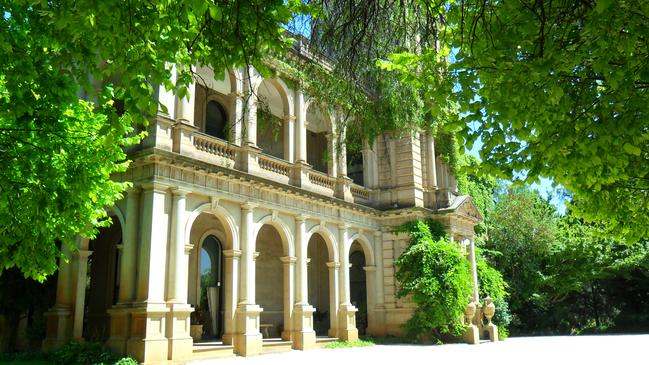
(106, 205, 125, 231)
(185, 202, 239, 251)
(255, 78, 294, 117)
(305, 224, 338, 263)
(348, 232, 375, 266)
(254, 214, 294, 257)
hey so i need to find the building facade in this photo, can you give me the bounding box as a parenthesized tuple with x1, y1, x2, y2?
(42, 45, 488, 363)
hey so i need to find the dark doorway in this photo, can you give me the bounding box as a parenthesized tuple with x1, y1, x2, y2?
(349, 248, 367, 335)
(200, 235, 224, 338)
(85, 219, 122, 341)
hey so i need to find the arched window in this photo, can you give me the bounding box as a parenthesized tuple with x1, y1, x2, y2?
(205, 100, 227, 140)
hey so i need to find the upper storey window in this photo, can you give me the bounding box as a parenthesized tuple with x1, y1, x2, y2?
(205, 100, 227, 140)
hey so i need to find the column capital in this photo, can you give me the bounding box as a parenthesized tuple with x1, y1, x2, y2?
(223, 249, 242, 258)
(326, 261, 340, 269)
(252, 251, 260, 260)
(126, 186, 141, 197)
(373, 230, 382, 239)
(172, 187, 191, 197)
(363, 265, 376, 272)
(140, 181, 172, 193)
(241, 201, 257, 211)
(295, 214, 309, 223)
(280, 256, 297, 264)
(338, 223, 350, 230)
(283, 114, 296, 122)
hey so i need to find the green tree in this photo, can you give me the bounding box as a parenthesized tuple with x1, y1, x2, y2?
(0, 0, 299, 280)
(307, 0, 649, 241)
(482, 187, 558, 328)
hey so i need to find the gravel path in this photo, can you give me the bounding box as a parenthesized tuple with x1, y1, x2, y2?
(188, 335, 649, 365)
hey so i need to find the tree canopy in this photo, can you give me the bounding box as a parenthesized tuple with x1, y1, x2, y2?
(0, 0, 298, 280)
(306, 0, 649, 241)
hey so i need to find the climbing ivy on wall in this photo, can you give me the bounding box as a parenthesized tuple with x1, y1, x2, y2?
(394, 220, 472, 341)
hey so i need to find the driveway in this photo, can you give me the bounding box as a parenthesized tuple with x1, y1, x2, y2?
(188, 335, 649, 365)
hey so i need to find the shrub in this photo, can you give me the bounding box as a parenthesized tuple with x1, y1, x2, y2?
(395, 220, 473, 341)
(50, 341, 122, 365)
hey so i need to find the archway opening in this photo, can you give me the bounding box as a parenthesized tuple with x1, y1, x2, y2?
(349, 241, 367, 335)
(306, 104, 330, 174)
(257, 80, 287, 160)
(307, 233, 331, 336)
(188, 212, 233, 342)
(85, 218, 122, 341)
(255, 224, 285, 338)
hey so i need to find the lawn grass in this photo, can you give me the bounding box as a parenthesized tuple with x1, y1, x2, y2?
(323, 338, 376, 349)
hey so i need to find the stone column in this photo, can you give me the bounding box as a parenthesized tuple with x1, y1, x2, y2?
(165, 189, 193, 361)
(235, 202, 263, 356)
(280, 256, 296, 340)
(222, 249, 241, 345)
(175, 71, 195, 126)
(238, 69, 261, 173)
(119, 189, 140, 303)
(369, 231, 386, 336)
(426, 133, 438, 189)
(326, 132, 338, 178)
(326, 262, 340, 338)
(291, 90, 310, 188)
(158, 64, 176, 119)
(362, 265, 376, 336)
(229, 91, 244, 145)
(292, 215, 316, 350)
(43, 243, 75, 350)
(294, 89, 307, 163)
(128, 183, 171, 364)
(336, 224, 358, 340)
(284, 115, 296, 163)
(72, 249, 93, 340)
(107, 189, 141, 354)
(243, 68, 258, 147)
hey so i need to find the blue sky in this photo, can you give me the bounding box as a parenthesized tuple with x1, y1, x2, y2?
(467, 137, 567, 215)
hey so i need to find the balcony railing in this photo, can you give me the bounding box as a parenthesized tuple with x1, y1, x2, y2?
(350, 183, 371, 201)
(258, 153, 291, 177)
(307, 169, 336, 191)
(193, 132, 237, 163)
(174, 127, 373, 206)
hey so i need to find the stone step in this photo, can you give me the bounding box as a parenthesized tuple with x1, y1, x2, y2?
(262, 340, 293, 354)
(192, 342, 235, 360)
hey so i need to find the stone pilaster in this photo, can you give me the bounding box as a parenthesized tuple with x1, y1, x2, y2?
(293, 215, 316, 349)
(337, 224, 358, 340)
(280, 256, 296, 341)
(43, 243, 74, 350)
(222, 249, 241, 345)
(234, 202, 263, 356)
(72, 249, 92, 340)
(326, 262, 340, 338)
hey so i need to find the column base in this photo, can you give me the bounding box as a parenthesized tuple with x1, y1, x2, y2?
(292, 304, 316, 350)
(234, 304, 263, 356)
(166, 303, 194, 361)
(106, 304, 132, 354)
(125, 303, 170, 364)
(42, 305, 72, 351)
(337, 304, 358, 341)
(222, 333, 234, 345)
(463, 324, 480, 345)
